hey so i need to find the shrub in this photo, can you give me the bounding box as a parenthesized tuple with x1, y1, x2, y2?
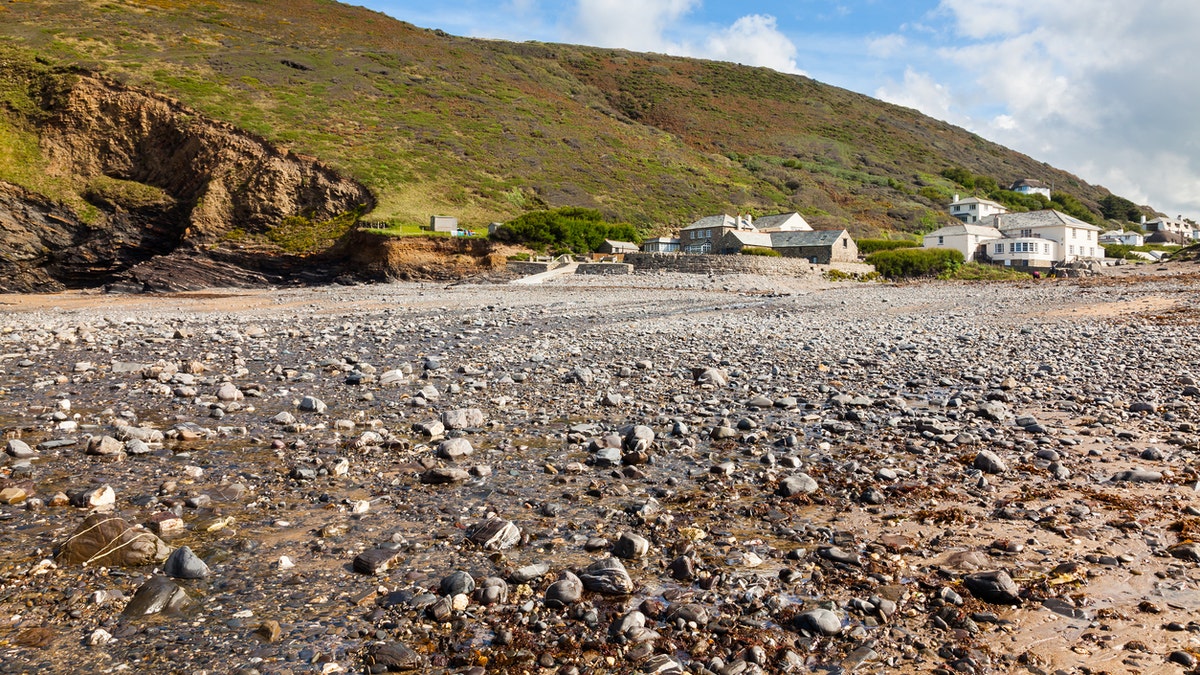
(1101, 244, 1136, 260)
(491, 207, 641, 254)
(740, 246, 780, 257)
(938, 262, 1031, 281)
(857, 238, 921, 255)
(824, 268, 882, 282)
(866, 248, 964, 278)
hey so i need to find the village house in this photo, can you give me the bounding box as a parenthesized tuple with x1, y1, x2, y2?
(922, 223, 1001, 262)
(1099, 230, 1144, 247)
(716, 229, 858, 264)
(678, 212, 810, 253)
(1008, 179, 1052, 199)
(640, 237, 680, 253)
(597, 239, 639, 255)
(679, 214, 752, 253)
(949, 195, 1008, 224)
(748, 212, 812, 232)
(1144, 216, 1196, 241)
(974, 210, 1105, 268)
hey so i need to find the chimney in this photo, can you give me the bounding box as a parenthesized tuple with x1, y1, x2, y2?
(954, 194, 960, 202)
(1141, 215, 1146, 225)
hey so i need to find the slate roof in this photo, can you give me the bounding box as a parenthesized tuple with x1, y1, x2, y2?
(768, 229, 849, 248)
(681, 214, 737, 231)
(925, 224, 1001, 238)
(602, 239, 639, 251)
(721, 231, 773, 248)
(950, 196, 1006, 209)
(984, 209, 1102, 232)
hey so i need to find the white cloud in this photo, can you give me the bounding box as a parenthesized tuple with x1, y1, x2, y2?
(867, 34, 907, 59)
(704, 14, 805, 75)
(572, 0, 699, 53)
(926, 0, 1200, 219)
(875, 68, 970, 128)
(570, 2, 805, 75)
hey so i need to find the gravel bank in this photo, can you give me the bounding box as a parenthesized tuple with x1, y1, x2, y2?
(1, 269, 1198, 674)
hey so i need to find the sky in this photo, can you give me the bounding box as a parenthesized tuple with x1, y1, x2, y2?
(356, 0, 1200, 222)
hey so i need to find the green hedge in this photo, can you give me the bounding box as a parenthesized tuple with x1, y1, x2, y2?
(857, 238, 921, 255)
(866, 248, 964, 278)
(740, 246, 781, 257)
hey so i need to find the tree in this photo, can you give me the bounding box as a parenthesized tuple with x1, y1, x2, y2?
(1050, 192, 1098, 224)
(1099, 194, 1142, 223)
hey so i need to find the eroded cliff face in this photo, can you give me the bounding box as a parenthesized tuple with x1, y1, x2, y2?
(0, 71, 374, 291)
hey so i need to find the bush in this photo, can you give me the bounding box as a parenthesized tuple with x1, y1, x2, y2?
(740, 246, 780, 257)
(824, 268, 882, 282)
(866, 248, 964, 278)
(491, 207, 641, 254)
(857, 238, 921, 255)
(1101, 244, 1136, 260)
(938, 262, 1031, 281)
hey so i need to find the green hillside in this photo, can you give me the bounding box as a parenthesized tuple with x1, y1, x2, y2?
(0, 0, 1146, 239)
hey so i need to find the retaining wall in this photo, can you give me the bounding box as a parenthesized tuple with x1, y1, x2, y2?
(575, 263, 633, 275)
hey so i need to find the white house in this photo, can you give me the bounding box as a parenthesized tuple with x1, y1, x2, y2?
(1145, 216, 1196, 241)
(641, 237, 680, 253)
(949, 195, 1008, 224)
(977, 210, 1104, 268)
(1099, 230, 1144, 247)
(1009, 179, 1052, 199)
(922, 224, 1001, 262)
(751, 212, 813, 232)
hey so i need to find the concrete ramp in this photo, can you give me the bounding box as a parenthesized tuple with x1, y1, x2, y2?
(510, 262, 579, 284)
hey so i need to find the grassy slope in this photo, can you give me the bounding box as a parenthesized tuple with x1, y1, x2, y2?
(0, 0, 1129, 240)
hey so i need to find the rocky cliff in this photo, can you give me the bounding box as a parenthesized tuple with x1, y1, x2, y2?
(0, 68, 374, 291)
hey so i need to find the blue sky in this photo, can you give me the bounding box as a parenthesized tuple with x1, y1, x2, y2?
(356, 0, 1200, 222)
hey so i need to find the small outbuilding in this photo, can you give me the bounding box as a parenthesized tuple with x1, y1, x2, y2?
(597, 239, 639, 255)
(430, 215, 459, 233)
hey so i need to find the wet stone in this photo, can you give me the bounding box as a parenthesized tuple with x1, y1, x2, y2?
(963, 570, 1022, 605)
(973, 450, 1007, 474)
(123, 576, 193, 618)
(579, 557, 634, 595)
(364, 642, 425, 672)
(545, 571, 583, 608)
(778, 473, 818, 497)
(613, 532, 651, 559)
(164, 545, 210, 579)
(354, 547, 402, 575)
(466, 518, 520, 550)
(57, 513, 170, 567)
(795, 608, 842, 636)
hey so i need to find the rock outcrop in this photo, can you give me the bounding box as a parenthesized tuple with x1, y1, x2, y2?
(0, 66, 373, 291)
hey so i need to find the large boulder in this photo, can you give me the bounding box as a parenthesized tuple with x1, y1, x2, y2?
(57, 513, 170, 567)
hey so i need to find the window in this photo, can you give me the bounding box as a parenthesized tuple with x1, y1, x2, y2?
(1072, 229, 1078, 239)
(937, 236, 944, 245)
(1069, 245, 1075, 254)
(843, 238, 848, 248)
(995, 243, 1004, 253)
(1020, 229, 1032, 237)
(1043, 243, 1050, 254)
(1009, 243, 1016, 253)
